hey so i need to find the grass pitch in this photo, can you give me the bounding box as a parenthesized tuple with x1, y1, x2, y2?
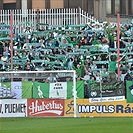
(0, 117, 132, 133)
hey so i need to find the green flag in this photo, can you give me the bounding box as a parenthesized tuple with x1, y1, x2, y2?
(126, 80, 133, 103)
(22, 81, 32, 98)
(33, 81, 84, 99)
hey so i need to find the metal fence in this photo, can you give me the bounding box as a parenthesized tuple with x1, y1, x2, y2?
(0, 7, 98, 33)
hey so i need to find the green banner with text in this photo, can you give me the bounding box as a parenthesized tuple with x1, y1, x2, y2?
(126, 80, 133, 103)
(33, 81, 84, 99)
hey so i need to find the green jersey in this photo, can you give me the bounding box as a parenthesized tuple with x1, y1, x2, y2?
(109, 61, 116, 72)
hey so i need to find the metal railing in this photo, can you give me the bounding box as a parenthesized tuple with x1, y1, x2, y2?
(0, 7, 98, 33)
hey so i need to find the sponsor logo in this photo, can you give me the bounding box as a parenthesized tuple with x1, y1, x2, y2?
(78, 105, 115, 113)
(0, 99, 27, 117)
(66, 100, 133, 115)
(28, 99, 64, 116)
(4, 104, 26, 113)
(79, 104, 133, 114)
(66, 100, 74, 114)
(91, 91, 97, 97)
(13, 85, 22, 90)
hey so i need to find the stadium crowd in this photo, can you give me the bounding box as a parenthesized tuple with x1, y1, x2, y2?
(0, 20, 133, 93)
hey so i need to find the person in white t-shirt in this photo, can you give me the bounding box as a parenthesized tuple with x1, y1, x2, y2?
(47, 73, 57, 83)
(81, 70, 90, 85)
(1, 52, 8, 62)
(22, 39, 31, 49)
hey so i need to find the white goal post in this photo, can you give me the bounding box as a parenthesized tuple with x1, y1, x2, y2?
(0, 70, 77, 117)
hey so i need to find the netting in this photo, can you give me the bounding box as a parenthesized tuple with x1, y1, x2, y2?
(0, 70, 79, 117)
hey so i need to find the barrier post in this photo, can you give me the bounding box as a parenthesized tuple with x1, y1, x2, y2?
(10, 12, 13, 71)
(117, 13, 120, 82)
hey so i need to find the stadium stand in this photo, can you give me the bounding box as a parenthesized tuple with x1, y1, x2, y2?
(0, 20, 133, 98)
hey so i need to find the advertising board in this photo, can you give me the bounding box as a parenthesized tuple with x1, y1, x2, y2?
(27, 99, 64, 116)
(65, 99, 133, 117)
(88, 81, 125, 102)
(0, 99, 27, 117)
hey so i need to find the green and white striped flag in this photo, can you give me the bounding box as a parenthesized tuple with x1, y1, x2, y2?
(33, 81, 84, 99)
(1, 81, 32, 99)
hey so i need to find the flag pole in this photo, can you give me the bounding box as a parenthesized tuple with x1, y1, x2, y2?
(10, 12, 13, 82)
(10, 12, 13, 71)
(117, 13, 120, 82)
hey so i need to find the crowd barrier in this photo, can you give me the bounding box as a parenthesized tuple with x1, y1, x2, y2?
(0, 99, 133, 117)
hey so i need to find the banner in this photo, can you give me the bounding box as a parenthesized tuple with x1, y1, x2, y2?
(64, 99, 133, 117)
(126, 80, 133, 103)
(11, 82, 22, 99)
(33, 81, 84, 99)
(22, 81, 32, 98)
(1, 81, 32, 99)
(49, 82, 67, 99)
(0, 99, 27, 117)
(0, 82, 11, 98)
(27, 99, 64, 116)
(88, 81, 125, 102)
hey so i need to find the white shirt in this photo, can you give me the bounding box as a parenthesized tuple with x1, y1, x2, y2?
(84, 75, 90, 84)
(23, 43, 31, 49)
(114, 41, 117, 48)
(1, 56, 8, 62)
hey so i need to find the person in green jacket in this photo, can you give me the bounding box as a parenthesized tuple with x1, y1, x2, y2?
(108, 52, 126, 82)
(66, 36, 81, 48)
(72, 62, 84, 77)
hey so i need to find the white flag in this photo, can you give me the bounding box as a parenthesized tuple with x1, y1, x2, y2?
(49, 82, 67, 99)
(11, 82, 22, 99)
